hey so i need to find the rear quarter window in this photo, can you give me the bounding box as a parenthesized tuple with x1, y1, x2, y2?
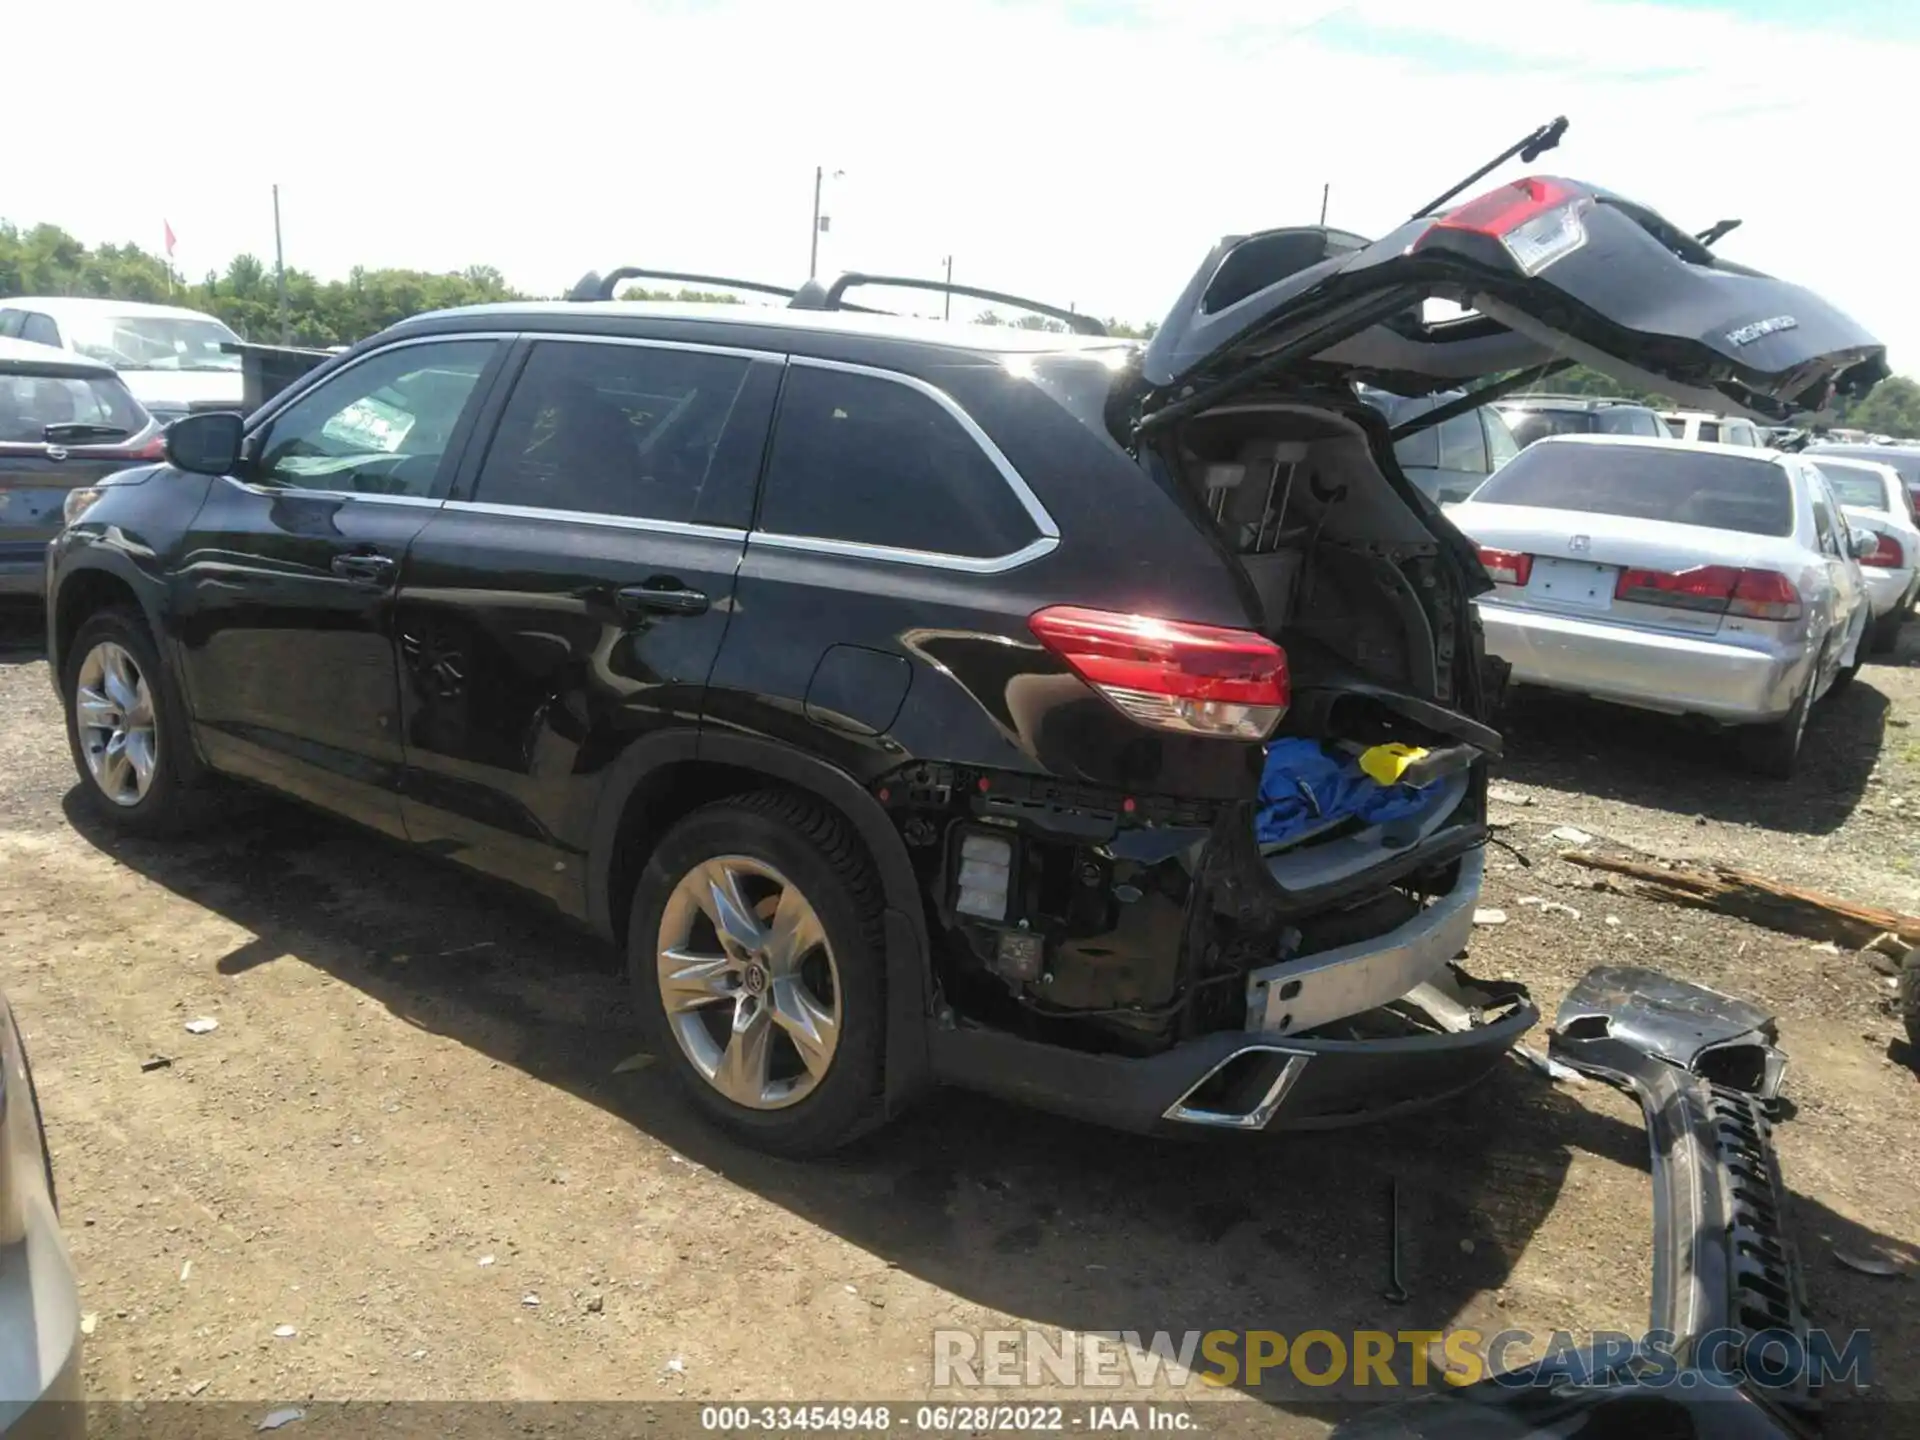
(757, 364, 1040, 560)
(1472, 444, 1795, 537)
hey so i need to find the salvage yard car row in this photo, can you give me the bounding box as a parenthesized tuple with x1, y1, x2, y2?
(5, 153, 1916, 1440)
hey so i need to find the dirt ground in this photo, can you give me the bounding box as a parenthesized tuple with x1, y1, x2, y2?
(2, 602, 1916, 1436)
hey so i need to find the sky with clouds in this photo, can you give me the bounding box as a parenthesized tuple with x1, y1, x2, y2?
(10, 0, 1915, 376)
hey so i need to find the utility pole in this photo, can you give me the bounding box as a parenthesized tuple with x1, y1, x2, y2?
(272, 184, 289, 345)
(943, 255, 953, 320)
(809, 166, 823, 279)
(1319, 183, 1330, 226)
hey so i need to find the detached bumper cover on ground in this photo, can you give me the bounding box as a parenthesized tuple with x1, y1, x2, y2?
(1333, 967, 1821, 1440)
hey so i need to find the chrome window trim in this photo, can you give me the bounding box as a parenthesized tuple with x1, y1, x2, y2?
(747, 355, 1060, 574)
(748, 530, 1058, 575)
(440, 498, 747, 543)
(216, 475, 446, 507)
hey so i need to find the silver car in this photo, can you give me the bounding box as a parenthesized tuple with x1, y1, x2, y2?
(1448, 434, 1872, 777)
(0, 993, 81, 1438)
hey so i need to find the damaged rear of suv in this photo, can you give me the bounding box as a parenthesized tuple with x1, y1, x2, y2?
(50, 137, 1884, 1159)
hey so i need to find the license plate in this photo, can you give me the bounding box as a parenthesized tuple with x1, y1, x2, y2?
(1527, 557, 1618, 611)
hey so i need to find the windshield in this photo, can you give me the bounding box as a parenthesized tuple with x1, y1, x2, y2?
(1472, 442, 1794, 537)
(1809, 461, 1889, 511)
(63, 312, 242, 373)
(0, 370, 149, 443)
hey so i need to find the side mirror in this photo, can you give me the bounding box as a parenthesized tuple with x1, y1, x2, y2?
(1848, 529, 1878, 561)
(163, 411, 245, 476)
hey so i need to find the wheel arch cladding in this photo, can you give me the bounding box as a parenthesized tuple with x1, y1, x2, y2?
(54, 564, 150, 678)
(587, 731, 932, 1114)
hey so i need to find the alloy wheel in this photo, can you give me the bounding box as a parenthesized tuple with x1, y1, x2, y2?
(655, 855, 841, 1110)
(75, 641, 158, 807)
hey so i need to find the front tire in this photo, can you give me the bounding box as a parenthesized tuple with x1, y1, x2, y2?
(627, 790, 889, 1157)
(62, 607, 208, 835)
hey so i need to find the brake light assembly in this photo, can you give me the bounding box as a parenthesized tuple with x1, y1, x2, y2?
(1614, 564, 1802, 622)
(1028, 605, 1289, 741)
(1860, 531, 1903, 569)
(1476, 546, 1533, 586)
(1420, 176, 1592, 276)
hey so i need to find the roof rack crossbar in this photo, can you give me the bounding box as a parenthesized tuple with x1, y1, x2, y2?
(819, 274, 1109, 336)
(566, 267, 800, 303)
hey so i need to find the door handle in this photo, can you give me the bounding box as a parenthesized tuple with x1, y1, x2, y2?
(616, 582, 710, 618)
(330, 551, 398, 584)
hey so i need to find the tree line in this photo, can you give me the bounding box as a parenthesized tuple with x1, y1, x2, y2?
(0, 221, 1154, 347)
(2, 219, 1909, 433)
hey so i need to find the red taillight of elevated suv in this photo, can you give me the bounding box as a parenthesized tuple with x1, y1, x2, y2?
(1860, 531, 1903, 568)
(1028, 606, 1289, 740)
(1419, 176, 1590, 275)
(1614, 564, 1803, 621)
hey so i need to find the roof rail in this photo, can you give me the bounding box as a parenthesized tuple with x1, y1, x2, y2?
(565, 267, 800, 303)
(818, 273, 1109, 336)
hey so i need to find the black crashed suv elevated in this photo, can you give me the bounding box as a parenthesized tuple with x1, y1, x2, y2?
(47, 180, 1884, 1155)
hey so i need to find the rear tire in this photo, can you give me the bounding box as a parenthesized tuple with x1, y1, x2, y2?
(627, 789, 889, 1157)
(1869, 605, 1906, 656)
(1738, 680, 1812, 780)
(62, 607, 211, 835)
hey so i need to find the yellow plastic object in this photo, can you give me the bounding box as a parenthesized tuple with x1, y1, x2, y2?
(1358, 743, 1429, 787)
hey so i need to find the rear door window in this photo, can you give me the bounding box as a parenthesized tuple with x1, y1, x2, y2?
(1808, 476, 1842, 556)
(757, 363, 1040, 560)
(1473, 443, 1795, 536)
(1437, 412, 1487, 473)
(0, 311, 22, 339)
(20, 313, 61, 348)
(1695, 420, 1722, 443)
(0, 372, 147, 443)
(472, 340, 770, 529)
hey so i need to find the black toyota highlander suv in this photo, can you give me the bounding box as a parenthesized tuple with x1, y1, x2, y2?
(45, 174, 1885, 1156)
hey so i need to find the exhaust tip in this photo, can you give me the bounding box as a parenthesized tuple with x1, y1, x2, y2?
(1164, 1047, 1307, 1130)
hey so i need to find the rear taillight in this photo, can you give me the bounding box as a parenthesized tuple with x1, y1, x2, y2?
(1476, 546, 1533, 586)
(1421, 176, 1590, 275)
(1861, 532, 1903, 568)
(1614, 565, 1802, 621)
(1729, 569, 1803, 621)
(1028, 605, 1289, 741)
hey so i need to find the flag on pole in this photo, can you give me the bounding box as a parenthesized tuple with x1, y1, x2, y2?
(163, 221, 177, 258)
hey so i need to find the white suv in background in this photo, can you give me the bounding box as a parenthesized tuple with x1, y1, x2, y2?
(1660, 410, 1763, 446)
(0, 296, 244, 423)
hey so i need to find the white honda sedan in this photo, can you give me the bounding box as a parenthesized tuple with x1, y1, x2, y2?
(1803, 453, 1920, 654)
(1447, 434, 1873, 778)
